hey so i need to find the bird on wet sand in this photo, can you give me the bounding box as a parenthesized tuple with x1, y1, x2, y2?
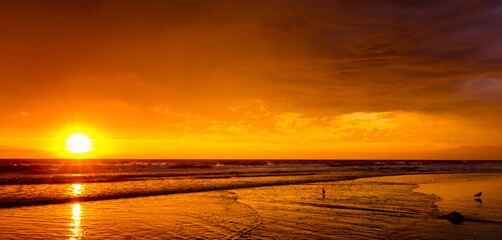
(474, 192, 482, 197)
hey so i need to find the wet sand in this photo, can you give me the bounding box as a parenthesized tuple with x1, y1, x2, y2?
(404, 173, 502, 240)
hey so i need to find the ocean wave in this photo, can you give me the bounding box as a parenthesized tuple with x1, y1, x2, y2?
(0, 175, 366, 209)
(2, 159, 502, 185)
(2, 160, 502, 209)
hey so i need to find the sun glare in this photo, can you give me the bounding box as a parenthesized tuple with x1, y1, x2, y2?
(66, 133, 93, 154)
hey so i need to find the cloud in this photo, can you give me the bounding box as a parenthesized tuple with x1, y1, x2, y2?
(0, 1, 501, 158)
(0, 145, 52, 159)
(461, 77, 502, 103)
(428, 145, 502, 160)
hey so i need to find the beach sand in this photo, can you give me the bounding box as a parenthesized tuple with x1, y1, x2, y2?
(1, 173, 501, 239)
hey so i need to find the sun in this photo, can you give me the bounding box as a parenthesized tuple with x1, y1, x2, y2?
(66, 133, 93, 154)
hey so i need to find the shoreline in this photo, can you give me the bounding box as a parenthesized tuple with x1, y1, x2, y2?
(3, 170, 502, 209)
(2, 171, 502, 239)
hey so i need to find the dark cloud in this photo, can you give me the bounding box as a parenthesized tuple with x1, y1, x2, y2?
(1, 0, 500, 111)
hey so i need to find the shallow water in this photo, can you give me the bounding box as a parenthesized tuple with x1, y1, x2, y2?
(404, 174, 502, 240)
(0, 174, 438, 239)
(0, 191, 261, 239)
(1, 160, 502, 239)
(233, 179, 437, 239)
(416, 174, 502, 221)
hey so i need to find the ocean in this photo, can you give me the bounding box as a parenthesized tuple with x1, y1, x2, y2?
(0, 159, 501, 239)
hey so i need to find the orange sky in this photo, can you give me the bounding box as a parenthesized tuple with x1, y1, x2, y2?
(1, 0, 502, 159)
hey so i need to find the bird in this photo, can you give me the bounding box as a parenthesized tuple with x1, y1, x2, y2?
(474, 192, 482, 197)
(322, 188, 325, 195)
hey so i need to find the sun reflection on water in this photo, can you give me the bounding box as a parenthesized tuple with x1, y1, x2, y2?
(70, 184, 83, 196)
(68, 203, 82, 239)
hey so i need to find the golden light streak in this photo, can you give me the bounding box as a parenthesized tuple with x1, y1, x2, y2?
(69, 184, 83, 196)
(68, 203, 82, 240)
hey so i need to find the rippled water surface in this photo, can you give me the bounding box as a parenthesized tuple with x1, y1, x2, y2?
(1, 160, 502, 239)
